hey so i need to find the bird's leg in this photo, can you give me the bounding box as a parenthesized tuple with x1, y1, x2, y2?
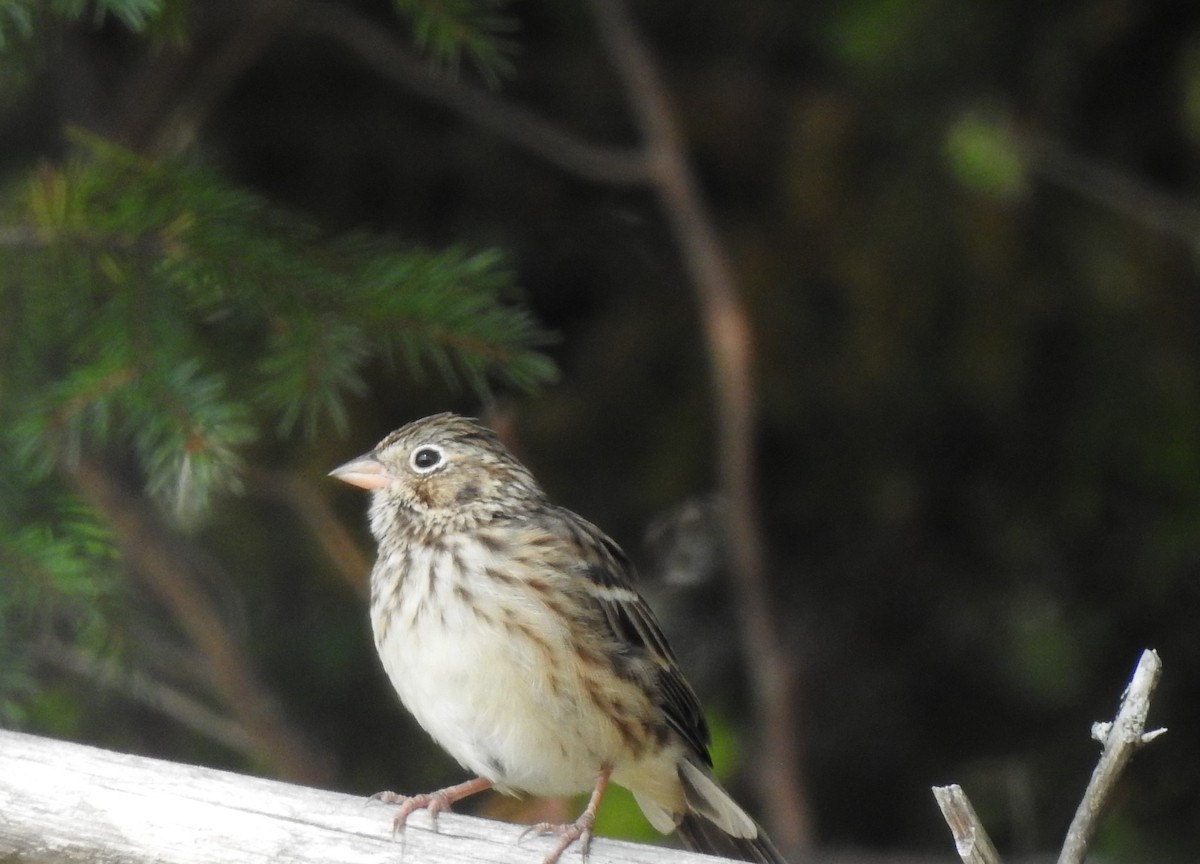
(522, 767, 612, 864)
(372, 776, 494, 834)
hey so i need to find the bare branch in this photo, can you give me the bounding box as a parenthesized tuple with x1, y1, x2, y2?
(245, 465, 370, 599)
(293, 0, 648, 185)
(1021, 136, 1200, 246)
(1057, 649, 1165, 864)
(33, 638, 258, 756)
(107, 0, 300, 155)
(0, 227, 45, 247)
(152, 0, 301, 155)
(69, 458, 338, 786)
(582, 0, 812, 852)
(932, 785, 1004, 864)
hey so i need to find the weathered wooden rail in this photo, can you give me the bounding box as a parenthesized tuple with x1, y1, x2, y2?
(0, 729, 717, 864)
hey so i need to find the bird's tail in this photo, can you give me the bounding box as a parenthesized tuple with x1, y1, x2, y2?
(674, 757, 788, 864)
(676, 811, 786, 864)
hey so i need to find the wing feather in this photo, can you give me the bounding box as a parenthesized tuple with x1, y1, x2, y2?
(549, 507, 713, 763)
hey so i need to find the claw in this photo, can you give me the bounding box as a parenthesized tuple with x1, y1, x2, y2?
(521, 767, 612, 864)
(389, 790, 451, 834)
(521, 812, 597, 864)
(368, 776, 494, 836)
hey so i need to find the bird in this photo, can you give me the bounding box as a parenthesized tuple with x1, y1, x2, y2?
(330, 412, 786, 864)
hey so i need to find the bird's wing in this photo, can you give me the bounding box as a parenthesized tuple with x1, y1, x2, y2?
(550, 507, 713, 764)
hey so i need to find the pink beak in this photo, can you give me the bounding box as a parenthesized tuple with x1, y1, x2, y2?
(329, 454, 393, 490)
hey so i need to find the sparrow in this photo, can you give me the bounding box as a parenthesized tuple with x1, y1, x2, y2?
(331, 412, 785, 864)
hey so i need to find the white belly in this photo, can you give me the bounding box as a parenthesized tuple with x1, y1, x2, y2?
(372, 541, 631, 796)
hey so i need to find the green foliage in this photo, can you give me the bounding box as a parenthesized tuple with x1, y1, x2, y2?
(945, 112, 1027, 199)
(0, 482, 121, 725)
(393, 0, 518, 85)
(826, 0, 931, 75)
(0, 0, 169, 50)
(2, 133, 555, 513)
(592, 783, 658, 843)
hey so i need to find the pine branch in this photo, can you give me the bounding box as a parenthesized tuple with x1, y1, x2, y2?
(392, 0, 518, 86)
(3, 136, 556, 514)
(0, 0, 166, 50)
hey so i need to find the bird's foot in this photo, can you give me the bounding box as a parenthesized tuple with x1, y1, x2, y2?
(370, 776, 494, 835)
(520, 766, 612, 864)
(520, 809, 597, 864)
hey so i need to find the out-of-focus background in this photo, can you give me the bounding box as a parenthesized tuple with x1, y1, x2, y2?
(2, 1, 1197, 861)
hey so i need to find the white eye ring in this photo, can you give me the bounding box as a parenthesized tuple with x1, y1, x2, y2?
(409, 444, 445, 474)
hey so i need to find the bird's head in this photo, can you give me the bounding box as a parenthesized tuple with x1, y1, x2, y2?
(330, 413, 544, 537)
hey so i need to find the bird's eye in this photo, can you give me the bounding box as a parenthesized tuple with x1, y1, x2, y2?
(410, 445, 444, 473)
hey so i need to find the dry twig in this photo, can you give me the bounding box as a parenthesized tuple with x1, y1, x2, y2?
(1057, 649, 1165, 864)
(933, 649, 1165, 864)
(931, 785, 1003, 864)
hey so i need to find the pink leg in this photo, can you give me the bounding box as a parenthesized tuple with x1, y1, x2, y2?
(522, 768, 612, 864)
(373, 776, 494, 835)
